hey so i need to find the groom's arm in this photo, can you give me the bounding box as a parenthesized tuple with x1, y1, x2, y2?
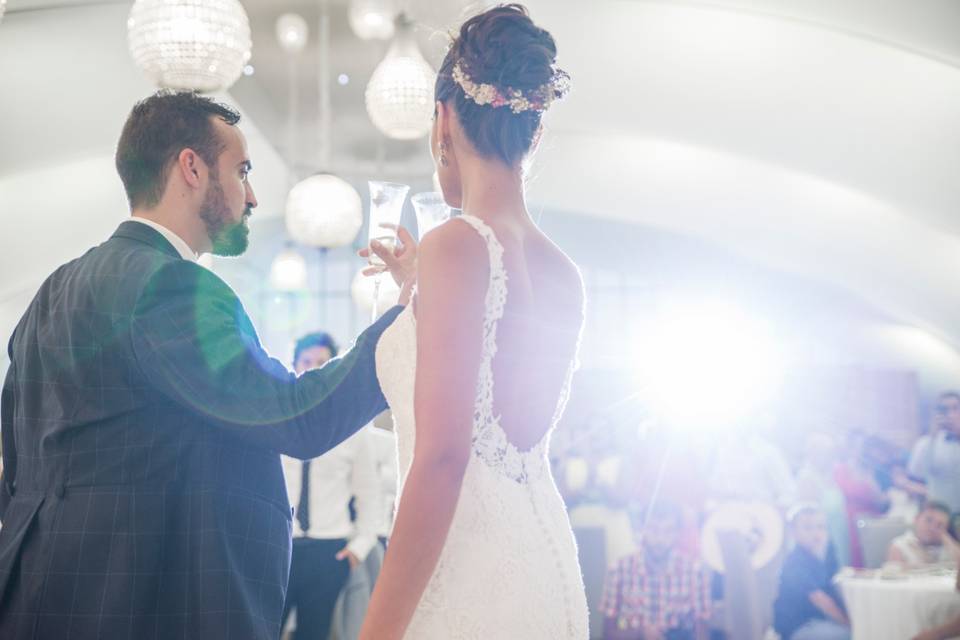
(131, 259, 402, 459)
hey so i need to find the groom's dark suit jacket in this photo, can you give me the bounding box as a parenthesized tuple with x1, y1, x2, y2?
(0, 220, 402, 639)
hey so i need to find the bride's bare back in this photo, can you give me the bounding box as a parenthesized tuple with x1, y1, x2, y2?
(478, 216, 584, 451)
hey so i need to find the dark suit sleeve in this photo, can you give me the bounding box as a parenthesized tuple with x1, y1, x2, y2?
(1, 337, 16, 520)
(130, 260, 403, 460)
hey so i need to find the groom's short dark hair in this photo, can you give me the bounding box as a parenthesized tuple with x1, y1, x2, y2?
(115, 90, 241, 209)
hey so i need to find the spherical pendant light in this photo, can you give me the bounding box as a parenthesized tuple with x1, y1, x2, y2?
(270, 246, 308, 291)
(127, 0, 252, 92)
(285, 174, 363, 248)
(348, 0, 396, 41)
(364, 15, 435, 140)
(351, 269, 401, 313)
(275, 13, 309, 53)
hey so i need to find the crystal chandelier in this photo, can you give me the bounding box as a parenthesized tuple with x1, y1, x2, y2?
(285, 174, 363, 248)
(127, 0, 252, 93)
(364, 14, 435, 140)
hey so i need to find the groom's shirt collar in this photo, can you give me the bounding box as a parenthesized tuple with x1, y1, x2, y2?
(129, 217, 199, 262)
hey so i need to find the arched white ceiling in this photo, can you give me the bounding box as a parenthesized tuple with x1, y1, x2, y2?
(1, 0, 959, 354)
(524, 0, 960, 346)
(0, 2, 290, 348)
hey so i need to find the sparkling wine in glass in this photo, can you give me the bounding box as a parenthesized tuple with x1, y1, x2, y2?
(366, 180, 409, 318)
(411, 191, 452, 240)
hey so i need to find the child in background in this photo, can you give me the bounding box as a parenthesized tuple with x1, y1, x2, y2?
(773, 505, 850, 640)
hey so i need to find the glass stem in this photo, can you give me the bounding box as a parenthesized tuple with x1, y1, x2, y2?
(371, 275, 382, 322)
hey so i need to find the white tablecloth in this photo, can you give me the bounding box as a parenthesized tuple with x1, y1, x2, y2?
(840, 573, 960, 640)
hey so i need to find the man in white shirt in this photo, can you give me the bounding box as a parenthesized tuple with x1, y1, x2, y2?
(367, 416, 399, 542)
(909, 391, 960, 512)
(281, 332, 382, 639)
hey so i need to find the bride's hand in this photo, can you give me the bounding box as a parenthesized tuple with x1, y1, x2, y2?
(358, 224, 418, 299)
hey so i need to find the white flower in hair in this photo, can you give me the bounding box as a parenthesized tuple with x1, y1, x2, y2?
(452, 60, 569, 114)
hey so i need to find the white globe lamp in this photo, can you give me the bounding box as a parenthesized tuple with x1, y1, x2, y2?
(275, 13, 309, 53)
(348, 0, 396, 41)
(285, 175, 363, 249)
(270, 247, 308, 291)
(127, 0, 252, 92)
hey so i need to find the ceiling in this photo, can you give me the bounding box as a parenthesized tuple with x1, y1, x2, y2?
(1, 0, 959, 353)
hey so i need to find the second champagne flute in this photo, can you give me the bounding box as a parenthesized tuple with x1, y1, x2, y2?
(366, 180, 410, 318)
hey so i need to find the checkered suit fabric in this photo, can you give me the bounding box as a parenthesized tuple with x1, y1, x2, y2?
(0, 221, 401, 639)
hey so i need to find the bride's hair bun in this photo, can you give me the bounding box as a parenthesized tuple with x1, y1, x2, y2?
(435, 4, 566, 166)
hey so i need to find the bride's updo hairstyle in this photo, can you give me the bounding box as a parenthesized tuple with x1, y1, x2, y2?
(435, 4, 569, 167)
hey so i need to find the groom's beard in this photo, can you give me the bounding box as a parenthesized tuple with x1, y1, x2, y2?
(200, 175, 250, 257)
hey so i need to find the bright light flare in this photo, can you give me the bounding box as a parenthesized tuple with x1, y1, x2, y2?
(633, 299, 784, 428)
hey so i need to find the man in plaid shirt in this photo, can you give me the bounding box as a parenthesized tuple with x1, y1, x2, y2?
(600, 501, 712, 640)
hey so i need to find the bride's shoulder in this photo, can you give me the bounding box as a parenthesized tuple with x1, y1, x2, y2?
(529, 232, 585, 299)
(416, 218, 490, 283)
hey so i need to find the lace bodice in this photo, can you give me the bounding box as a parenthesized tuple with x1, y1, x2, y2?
(374, 214, 589, 639)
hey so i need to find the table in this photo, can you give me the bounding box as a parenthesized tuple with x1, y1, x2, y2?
(839, 571, 960, 640)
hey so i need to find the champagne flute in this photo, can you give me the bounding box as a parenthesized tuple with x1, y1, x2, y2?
(411, 191, 452, 240)
(366, 180, 409, 320)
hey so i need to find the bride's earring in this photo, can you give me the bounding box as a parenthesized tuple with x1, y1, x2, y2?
(439, 141, 450, 168)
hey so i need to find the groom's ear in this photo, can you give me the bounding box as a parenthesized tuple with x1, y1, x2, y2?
(176, 148, 206, 190)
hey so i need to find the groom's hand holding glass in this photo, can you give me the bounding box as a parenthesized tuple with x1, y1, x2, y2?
(358, 223, 418, 306)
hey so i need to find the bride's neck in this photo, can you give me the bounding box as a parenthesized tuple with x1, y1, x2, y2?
(458, 158, 528, 223)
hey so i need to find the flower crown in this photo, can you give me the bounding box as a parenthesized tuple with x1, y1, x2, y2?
(451, 60, 570, 114)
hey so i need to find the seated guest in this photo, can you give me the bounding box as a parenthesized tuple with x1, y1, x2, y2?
(599, 501, 711, 640)
(774, 505, 851, 640)
(887, 500, 960, 568)
(796, 432, 851, 566)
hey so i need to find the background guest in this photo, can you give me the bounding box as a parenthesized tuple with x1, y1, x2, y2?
(886, 500, 960, 569)
(329, 418, 398, 640)
(795, 432, 851, 567)
(834, 432, 891, 567)
(367, 414, 399, 545)
(773, 505, 850, 640)
(621, 425, 708, 558)
(861, 435, 925, 521)
(599, 501, 711, 640)
(557, 418, 636, 565)
(708, 419, 796, 510)
(909, 391, 960, 513)
(281, 332, 382, 640)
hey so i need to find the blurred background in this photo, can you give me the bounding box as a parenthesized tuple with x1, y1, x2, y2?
(2, 1, 960, 638)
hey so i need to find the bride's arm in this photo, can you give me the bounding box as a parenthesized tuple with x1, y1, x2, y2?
(359, 223, 488, 640)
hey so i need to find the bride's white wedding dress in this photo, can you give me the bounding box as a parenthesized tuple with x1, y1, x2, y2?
(375, 214, 590, 639)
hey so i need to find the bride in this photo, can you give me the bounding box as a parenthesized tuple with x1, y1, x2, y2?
(359, 4, 589, 638)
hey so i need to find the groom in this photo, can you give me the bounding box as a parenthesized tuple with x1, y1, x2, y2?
(0, 91, 413, 639)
